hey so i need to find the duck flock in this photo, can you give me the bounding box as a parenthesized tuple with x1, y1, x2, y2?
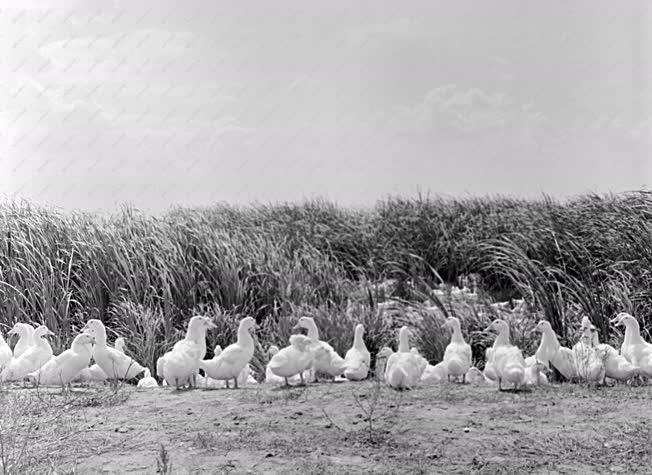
(0, 311, 648, 392)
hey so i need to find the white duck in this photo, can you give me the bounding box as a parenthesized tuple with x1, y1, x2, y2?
(200, 317, 257, 389)
(1, 325, 55, 382)
(0, 331, 13, 371)
(589, 323, 638, 383)
(265, 345, 305, 384)
(201, 344, 257, 388)
(527, 320, 578, 380)
(27, 333, 95, 387)
(268, 334, 314, 386)
(75, 364, 108, 383)
(441, 317, 472, 383)
(464, 367, 488, 385)
(421, 361, 447, 383)
(523, 359, 550, 387)
(612, 313, 652, 377)
(375, 346, 394, 378)
(82, 319, 146, 382)
(8, 323, 35, 359)
(137, 368, 159, 388)
(409, 347, 429, 376)
(294, 317, 348, 381)
(157, 315, 217, 389)
(343, 324, 371, 381)
(384, 327, 425, 390)
(572, 317, 605, 383)
(484, 319, 526, 391)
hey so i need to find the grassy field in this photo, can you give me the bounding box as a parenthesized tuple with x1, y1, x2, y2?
(3, 380, 652, 474)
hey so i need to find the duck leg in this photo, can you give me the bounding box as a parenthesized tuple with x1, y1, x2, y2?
(284, 377, 289, 387)
(233, 378, 238, 389)
(498, 378, 502, 391)
(299, 372, 305, 386)
(226, 380, 230, 389)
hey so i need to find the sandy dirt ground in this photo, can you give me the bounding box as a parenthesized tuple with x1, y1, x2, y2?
(4, 381, 652, 474)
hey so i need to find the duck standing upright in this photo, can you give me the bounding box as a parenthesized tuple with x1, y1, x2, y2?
(268, 334, 314, 386)
(384, 327, 425, 390)
(343, 324, 371, 381)
(158, 315, 217, 389)
(484, 319, 526, 391)
(441, 317, 472, 383)
(527, 320, 578, 381)
(200, 317, 257, 389)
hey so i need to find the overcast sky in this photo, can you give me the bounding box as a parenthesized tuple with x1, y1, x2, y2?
(1, 1, 650, 212)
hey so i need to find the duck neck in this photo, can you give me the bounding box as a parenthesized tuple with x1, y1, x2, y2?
(540, 328, 561, 353)
(494, 327, 510, 347)
(306, 322, 319, 341)
(625, 321, 644, 345)
(450, 324, 465, 344)
(353, 327, 365, 350)
(35, 333, 50, 351)
(237, 325, 253, 348)
(186, 325, 206, 343)
(398, 329, 410, 352)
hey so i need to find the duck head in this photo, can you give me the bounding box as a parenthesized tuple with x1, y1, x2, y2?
(188, 315, 218, 332)
(74, 332, 96, 347)
(239, 317, 257, 333)
(8, 322, 33, 336)
(292, 317, 315, 331)
(81, 319, 107, 344)
(442, 316, 461, 331)
(376, 346, 394, 359)
(34, 325, 55, 338)
(610, 312, 631, 326)
(615, 314, 638, 329)
(484, 319, 508, 334)
(531, 320, 552, 334)
(268, 345, 280, 356)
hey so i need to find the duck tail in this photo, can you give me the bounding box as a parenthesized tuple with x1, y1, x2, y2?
(505, 364, 525, 384)
(388, 366, 409, 389)
(446, 358, 464, 376)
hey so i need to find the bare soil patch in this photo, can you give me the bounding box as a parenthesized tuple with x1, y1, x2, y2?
(4, 382, 652, 474)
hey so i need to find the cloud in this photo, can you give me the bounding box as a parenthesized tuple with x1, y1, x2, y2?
(392, 84, 554, 149)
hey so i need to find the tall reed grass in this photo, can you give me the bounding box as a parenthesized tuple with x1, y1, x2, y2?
(1, 192, 650, 369)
